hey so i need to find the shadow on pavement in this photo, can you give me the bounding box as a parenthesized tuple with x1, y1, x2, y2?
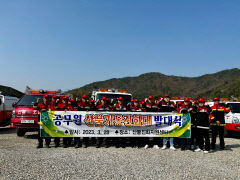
(226, 144, 240, 149)
(0, 127, 16, 134)
(24, 133, 38, 139)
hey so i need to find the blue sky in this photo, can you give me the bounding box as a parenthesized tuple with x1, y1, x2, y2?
(0, 0, 239, 92)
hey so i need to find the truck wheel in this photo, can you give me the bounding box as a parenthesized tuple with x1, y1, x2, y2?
(17, 129, 26, 137)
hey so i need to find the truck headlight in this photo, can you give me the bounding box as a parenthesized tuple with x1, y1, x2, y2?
(12, 110, 16, 118)
(232, 117, 239, 124)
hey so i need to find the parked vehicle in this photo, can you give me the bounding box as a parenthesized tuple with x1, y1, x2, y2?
(0, 93, 19, 126)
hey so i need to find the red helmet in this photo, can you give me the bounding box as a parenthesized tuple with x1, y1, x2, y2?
(90, 99, 95, 103)
(213, 97, 220, 101)
(101, 96, 107, 100)
(63, 96, 68, 100)
(70, 98, 75, 102)
(134, 99, 139, 102)
(184, 97, 190, 102)
(148, 96, 153, 99)
(198, 98, 205, 103)
(117, 97, 123, 101)
(177, 101, 182, 105)
(158, 97, 163, 101)
(164, 94, 170, 98)
(43, 95, 49, 98)
(52, 95, 56, 99)
(82, 94, 88, 98)
(77, 98, 81, 101)
(131, 99, 134, 102)
(193, 100, 198, 103)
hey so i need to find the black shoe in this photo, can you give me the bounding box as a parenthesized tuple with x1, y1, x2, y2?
(105, 144, 110, 148)
(96, 144, 100, 148)
(63, 144, 68, 148)
(211, 145, 216, 150)
(46, 144, 51, 148)
(55, 144, 60, 148)
(37, 144, 43, 148)
(75, 143, 81, 148)
(220, 147, 225, 150)
(82, 144, 88, 148)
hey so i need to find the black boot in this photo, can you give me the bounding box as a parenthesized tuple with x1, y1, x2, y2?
(75, 142, 81, 148)
(46, 144, 51, 148)
(37, 143, 43, 148)
(55, 143, 60, 148)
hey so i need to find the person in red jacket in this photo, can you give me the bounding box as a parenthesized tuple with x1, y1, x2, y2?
(60, 97, 73, 148)
(176, 101, 183, 113)
(178, 97, 193, 151)
(210, 97, 230, 150)
(142, 96, 159, 149)
(48, 95, 61, 147)
(130, 99, 144, 112)
(112, 97, 127, 148)
(48, 95, 56, 107)
(130, 99, 144, 148)
(77, 94, 90, 111)
(159, 94, 176, 150)
(75, 94, 91, 148)
(35, 95, 51, 148)
(142, 96, 158, 112)
(96, 96, 110, 148)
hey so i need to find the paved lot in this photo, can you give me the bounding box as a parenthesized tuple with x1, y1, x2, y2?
(0, 127, 240, 180)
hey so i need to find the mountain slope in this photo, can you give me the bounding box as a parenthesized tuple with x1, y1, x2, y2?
(67, 68, 240, 99)
(0, 85, 24, 98)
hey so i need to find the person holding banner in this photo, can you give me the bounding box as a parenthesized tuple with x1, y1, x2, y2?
(194, 98, 211, 153)
(158, 94, 176, 150)
(96, 96, 110, 148)
(130, 99, 144, 148)
(35, 95, 51, 148)
(48, 96, 61, 148)
(75, 94, 91, 148)
(60, 97, 74, 148)
(178, 97, 193, 151)
(142, 95, 158, 149)
(113, 97, 127, 148)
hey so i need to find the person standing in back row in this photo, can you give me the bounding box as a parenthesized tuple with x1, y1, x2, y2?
(75, 94, 91, 148)
(194, 98, 211, 153)
(210, 97, 230, 150)
(142, 95, 158, 149)
(113, 97, 127, 148)
(48, 95, 61, 147)
(158, 94, 176, 150)
(60, 97, 74, 148)
(96, 96, 110, 148)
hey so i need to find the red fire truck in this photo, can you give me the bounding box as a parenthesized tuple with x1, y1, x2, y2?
(10, 90, 61, 136)
(0, 93, 19, 126)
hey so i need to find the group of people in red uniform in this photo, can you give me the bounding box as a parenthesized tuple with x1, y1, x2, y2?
(34, 93, 230, 153)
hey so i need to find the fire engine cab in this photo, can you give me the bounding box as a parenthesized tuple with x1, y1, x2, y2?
(224, 102, 240, 135)
(0, 92, 19, 126)
(10, 90, 60, 136)
(91, 88, 132, 106)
